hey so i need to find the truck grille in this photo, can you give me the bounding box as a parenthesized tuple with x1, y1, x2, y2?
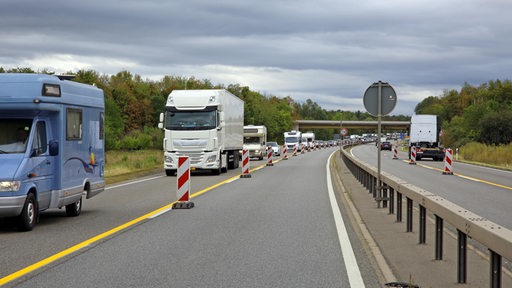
(174, 152, 204, 164)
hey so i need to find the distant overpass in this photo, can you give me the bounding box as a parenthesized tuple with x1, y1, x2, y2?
(294, 120, 410, 131)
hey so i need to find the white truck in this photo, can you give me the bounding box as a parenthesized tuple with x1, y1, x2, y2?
(409, 114, 445, 161)
(284, 130, 302, 152)
(302, 132, 315, 149)
(243, 125, 267, 160)
(159, 89, 244, 175)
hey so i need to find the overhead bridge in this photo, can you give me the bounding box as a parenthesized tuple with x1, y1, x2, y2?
(294, 120, 410, 131)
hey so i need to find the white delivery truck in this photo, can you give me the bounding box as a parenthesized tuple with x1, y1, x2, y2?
(409, 114, 445, 161)
(302, 132, 315, 149)
(243, 125, 267, 160)
(159, 89, 244, 175)
(0, 74, 105, 231)
(284, 130, 302, 152)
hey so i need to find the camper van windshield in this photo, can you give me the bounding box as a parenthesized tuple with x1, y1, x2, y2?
(165, 110, 217, 130)
(0, 119, 32, 154)
(244, 136, 261, 144)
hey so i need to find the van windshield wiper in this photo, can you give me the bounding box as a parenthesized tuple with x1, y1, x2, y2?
(0, 150, 7, 154)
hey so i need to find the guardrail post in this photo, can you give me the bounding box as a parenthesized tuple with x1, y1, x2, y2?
(419, 205, 426, 244)
(396, 192, 402, 222)
(388, 187, 394, 214)
(382, 184, 388, 208)
(406, 197, 413, 232)
(490, 249, 501, 288)
(457, 229, 467, 283)
(435, 215, 443, 260)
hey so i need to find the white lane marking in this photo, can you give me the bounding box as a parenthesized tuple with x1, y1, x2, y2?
(148, 207, 174, 219)
(326, 152, 365, 287)
(106, 175, 165, 190)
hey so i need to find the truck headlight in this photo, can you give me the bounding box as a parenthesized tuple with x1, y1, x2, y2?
(0, 181, 21, 192)
(164, 155, 174, 163)
(206, 155, 217, 163)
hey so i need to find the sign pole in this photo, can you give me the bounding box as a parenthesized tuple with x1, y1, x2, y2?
(377, 82, 382, 208)
(363, 80, 397, 208)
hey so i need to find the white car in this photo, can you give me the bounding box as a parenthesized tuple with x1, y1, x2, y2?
(266, 142, 281, 156)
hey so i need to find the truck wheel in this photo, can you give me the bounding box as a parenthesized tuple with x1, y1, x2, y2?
(165, 169, 176, 176)
(17, 193, 37, 231)
(66, 197, 82, 217)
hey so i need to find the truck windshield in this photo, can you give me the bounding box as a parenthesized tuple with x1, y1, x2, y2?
(0, 119, 32, 154)
(285, 136, 300, 143)
(165, 110, 217, 130)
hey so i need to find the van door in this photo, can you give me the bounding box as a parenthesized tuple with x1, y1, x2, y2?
(28, 120, 55, 210)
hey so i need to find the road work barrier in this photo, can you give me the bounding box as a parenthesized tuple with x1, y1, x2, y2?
(282, 145, 288, 160)
(409, 146, 416, 165)
(339, 144, 512, 287)
(293, 146, 298, 156)
(172, 156, 194, 209)
(266, 146, 274, 166)
(240, 149, 251, 178)
(392, 145, 399, 160)
(443, 148, 454, 175)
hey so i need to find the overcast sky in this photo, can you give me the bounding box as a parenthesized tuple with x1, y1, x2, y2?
(1, 0, 511, 115)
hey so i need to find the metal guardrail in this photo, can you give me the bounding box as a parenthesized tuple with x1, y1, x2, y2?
(340, 146, 512, 288)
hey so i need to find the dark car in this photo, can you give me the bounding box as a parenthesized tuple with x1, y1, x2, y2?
(380, 141, 392, 151)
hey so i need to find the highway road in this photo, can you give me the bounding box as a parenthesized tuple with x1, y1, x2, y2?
(350, 143, 512, 230)
(0, 147, 383, 287)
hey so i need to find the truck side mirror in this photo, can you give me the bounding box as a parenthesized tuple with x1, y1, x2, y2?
(49, 140, 59, 156)
(159, 112, 164, 123)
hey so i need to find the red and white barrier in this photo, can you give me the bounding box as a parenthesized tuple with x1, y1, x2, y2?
(266, 146, 274, 166)
(240, 149, 251, 178)
(282, 145, 288, 160)
(392, 144, 399, 160)
(409, 146, 417, 165)
(293, 145, 298, 156)
(443, 148, 454, 175)
(301, 145, 305, 154)
(172, 156, 194, 209)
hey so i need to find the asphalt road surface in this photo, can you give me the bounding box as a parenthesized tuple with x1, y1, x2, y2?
(1, 147, 382, 287)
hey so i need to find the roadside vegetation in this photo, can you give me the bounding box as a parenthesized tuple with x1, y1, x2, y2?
(2, 67, 511, 170)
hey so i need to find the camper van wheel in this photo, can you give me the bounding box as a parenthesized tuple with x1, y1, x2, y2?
(165, 169, 176, 176)
(18, 193, 37, 231)
(65, 197, 82, 217)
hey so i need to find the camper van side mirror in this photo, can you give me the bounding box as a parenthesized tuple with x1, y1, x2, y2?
(49, 140, 59, 156)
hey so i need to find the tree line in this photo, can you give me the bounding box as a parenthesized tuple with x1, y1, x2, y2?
(3, 67, 509, 150)
(1, 67, 402, 150)
(415, 80, 512, 147)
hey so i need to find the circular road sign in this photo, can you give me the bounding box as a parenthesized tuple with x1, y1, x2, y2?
(340, 128, 348, 136)
(363, 81, 397, 116)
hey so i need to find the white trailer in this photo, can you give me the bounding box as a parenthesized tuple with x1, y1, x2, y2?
(159, 89, 244, 175)
(409, 114, 445, 161)
(243, 125, 267, 160)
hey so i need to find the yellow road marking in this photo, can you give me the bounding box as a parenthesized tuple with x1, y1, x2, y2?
(0, 160, 272, 285)
(402, 160, 512, 191)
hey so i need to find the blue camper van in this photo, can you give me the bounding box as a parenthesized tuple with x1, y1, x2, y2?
(0, 74, 105, 231)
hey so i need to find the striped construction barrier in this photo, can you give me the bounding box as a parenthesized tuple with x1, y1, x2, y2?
(282, 145, 288, 160)
(266, 146, 274, 166)
(409, 146, 417, 165)
(172, 156, 194, 209)
(393, 144, 399, 160)
(443, 148, 454, 175)
(240, 149, 251, 178)
(293, 145, 298, 156)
